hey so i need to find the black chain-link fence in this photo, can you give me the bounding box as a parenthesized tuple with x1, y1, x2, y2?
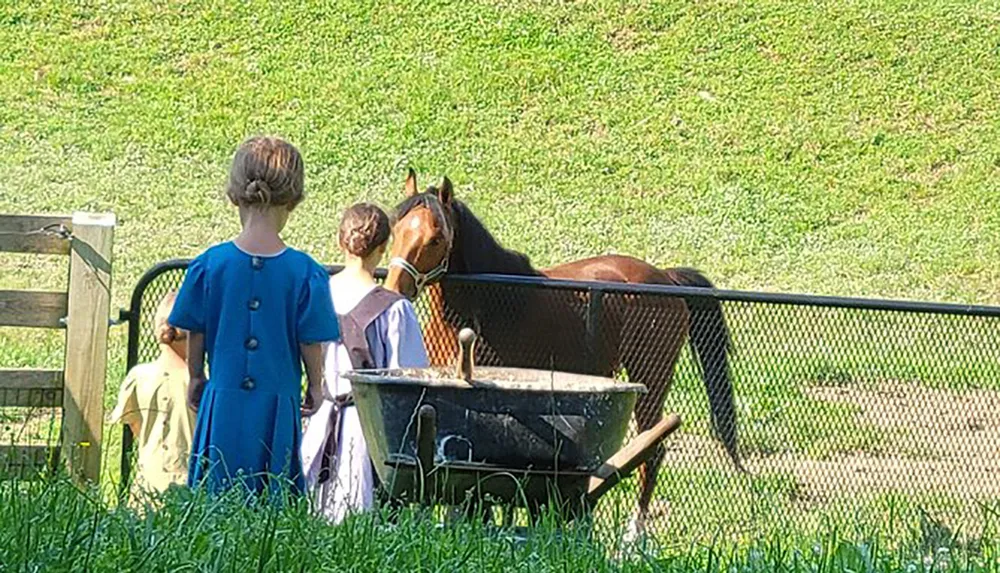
(123, 260, 1000, 545)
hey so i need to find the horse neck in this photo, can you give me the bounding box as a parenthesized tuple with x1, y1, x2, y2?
(433, 201, 540, 346)
(450, 203, 539, 276)
(422, 283, 458, 366)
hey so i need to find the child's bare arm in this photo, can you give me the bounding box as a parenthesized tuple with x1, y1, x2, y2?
(187, 332, 207, 411)
(300, 342, 325, 416)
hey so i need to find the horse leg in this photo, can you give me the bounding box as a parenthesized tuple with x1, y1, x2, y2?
(629, 389, 668, 539)
(622, 299, 689, 538)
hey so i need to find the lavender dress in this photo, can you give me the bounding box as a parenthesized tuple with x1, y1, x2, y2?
(301, 279, 429, 523)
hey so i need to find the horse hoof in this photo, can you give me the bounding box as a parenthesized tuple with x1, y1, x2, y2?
(623, 515, 646, 544)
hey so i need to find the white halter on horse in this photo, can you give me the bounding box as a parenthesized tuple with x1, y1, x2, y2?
(388, 255, 449, 299)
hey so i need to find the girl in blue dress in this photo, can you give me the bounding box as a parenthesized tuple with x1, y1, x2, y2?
(169, 136, 340, 497)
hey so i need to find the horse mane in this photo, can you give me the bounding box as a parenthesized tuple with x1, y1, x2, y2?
(394, 191, 539, 276)
(450, 200, 539, 276)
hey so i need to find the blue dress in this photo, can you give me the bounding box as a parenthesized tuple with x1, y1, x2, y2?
(169, 241, 340, 496)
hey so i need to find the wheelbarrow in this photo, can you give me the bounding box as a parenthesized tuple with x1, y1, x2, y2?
(345, 328, 682, 521)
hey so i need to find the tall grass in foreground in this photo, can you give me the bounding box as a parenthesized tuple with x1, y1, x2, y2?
(2, 477, 1000, 572)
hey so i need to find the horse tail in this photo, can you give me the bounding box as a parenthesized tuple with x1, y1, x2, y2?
(662, 267, 744, 472)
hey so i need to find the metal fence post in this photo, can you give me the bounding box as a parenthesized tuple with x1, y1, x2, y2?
(586, 287, 604, 375)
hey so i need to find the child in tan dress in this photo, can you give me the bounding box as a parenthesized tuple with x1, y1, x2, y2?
(110, 291, 195, 503)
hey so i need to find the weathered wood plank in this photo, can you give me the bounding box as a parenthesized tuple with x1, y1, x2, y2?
(0, 214, 72, 255)
(0, 369, 64, 407)
(0, 445, 60, 480)
(0, 369, 64, 390)
(0, 390, 62, 408)
(0, 290, 68, 328)
(61, 212, 115, 485)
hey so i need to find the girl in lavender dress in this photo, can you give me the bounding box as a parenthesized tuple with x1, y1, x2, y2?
(301, 203, 429, 523)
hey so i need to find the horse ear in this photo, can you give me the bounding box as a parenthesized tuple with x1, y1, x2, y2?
(438, 176, 454, 206)
(404, 168, 418, 197)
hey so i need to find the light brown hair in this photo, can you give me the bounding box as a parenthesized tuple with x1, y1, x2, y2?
(153, 291, 184, 345)
(339, 203, 390, 258)
(226, 136, 305, 209)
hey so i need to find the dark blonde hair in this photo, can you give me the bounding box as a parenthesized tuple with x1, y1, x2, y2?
(226, 136, 305, 209)
(339, 203, 390, 258)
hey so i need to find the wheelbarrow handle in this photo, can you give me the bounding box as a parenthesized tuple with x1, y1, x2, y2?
(456, 328, 476, 383)
(585, 413, 682, 503)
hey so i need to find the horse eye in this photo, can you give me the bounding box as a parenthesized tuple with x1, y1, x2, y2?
(428, 237, 441, 247)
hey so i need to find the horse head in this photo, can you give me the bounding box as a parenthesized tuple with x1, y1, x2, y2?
(385, 168, 457, 300)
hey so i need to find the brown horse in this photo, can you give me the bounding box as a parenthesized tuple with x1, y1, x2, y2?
(383, 170, 743, 532)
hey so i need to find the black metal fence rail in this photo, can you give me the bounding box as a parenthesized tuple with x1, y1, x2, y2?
(122, 260, 1000, 544)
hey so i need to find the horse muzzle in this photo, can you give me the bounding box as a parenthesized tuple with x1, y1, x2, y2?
(388, 257, 448, 299)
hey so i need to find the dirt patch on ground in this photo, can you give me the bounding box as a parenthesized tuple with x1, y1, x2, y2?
(658, 383, 1000, 501)
(808, 383, 1000, 458)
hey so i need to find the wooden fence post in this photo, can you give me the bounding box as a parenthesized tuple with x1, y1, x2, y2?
(61, 212, 115, 484)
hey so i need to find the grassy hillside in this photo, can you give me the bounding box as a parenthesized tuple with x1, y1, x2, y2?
(3, 0, 998, 472)
(2, 1, 999, 306)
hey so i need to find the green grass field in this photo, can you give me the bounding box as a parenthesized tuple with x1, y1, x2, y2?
(1, 477, 999, 572)
(3, 1, 1000, 303)
(3, 0, 1000, 569)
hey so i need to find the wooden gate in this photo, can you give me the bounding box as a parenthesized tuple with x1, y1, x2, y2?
(0, 213, 116, 484)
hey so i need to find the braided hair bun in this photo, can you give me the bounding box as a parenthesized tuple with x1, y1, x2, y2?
(226, 136, 305, 209)
(339, 203, 390, 258)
